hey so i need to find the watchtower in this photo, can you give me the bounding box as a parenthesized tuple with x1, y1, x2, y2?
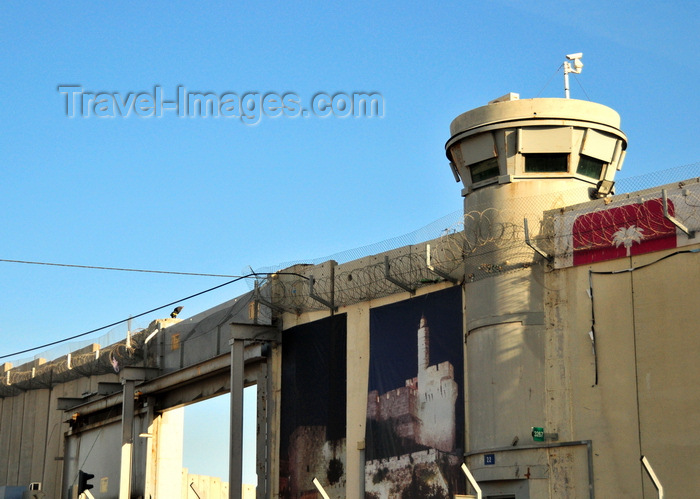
(445, 93, 629, 497)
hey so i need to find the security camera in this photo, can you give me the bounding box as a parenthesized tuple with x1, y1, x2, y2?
(566, 53, 583, 60)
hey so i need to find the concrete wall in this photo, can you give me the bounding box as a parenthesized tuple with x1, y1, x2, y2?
(273, 182, 700, 499)
(0, 182, 698, 499)
(0, 372, 118, 498)
(1, 241, 697, 499)
(184, 470, 232, 498)
(153, 407, 185, 499)
(0, 289, 271, 498)
(545, 246, 700, 497)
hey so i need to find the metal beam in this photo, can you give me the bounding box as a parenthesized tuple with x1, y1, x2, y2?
(524, 218, 552, 261)
(266, 349, 277, 499)
(641, 456, 664, 499)
(308, 275, 337, 312)
(229, 339, 244, 499)
(256, 362, 268, 499)
(97, 382, 123, 396)
(119, 379, 135, 499)
(230, 324, 280, 343)
(426, 244, 459, 284)
(461, 464, 482, 499)
(313, 478, 331, 499)
(119, 367, 158, 383)
(57, 398, 85, 411)
(60, 341, 272, 419)
(384, 255, 415, 294)
(662, 189, 695, 238)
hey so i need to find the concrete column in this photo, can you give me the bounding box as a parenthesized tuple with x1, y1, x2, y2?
(229, 339, 244, 499)
(142, 397, 156, 499)
(154, 407, 185, 499)
(256, 362, 267, 499)
(119, 379, 135, 499)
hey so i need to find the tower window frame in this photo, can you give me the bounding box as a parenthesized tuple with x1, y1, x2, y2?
(469, 156, 500, 184)
(523, 153, 569, 173)
(576, 154, 606, 180)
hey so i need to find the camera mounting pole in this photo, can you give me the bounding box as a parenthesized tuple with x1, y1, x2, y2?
(564, 53, 583, 99)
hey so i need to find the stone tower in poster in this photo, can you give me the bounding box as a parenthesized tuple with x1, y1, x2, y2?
(416, 316, 458, 452)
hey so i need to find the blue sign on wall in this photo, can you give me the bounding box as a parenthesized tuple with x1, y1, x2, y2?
(484, 454, 495, 465)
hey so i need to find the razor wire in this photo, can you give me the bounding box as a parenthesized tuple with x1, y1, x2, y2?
(264, 246, 464, 314)
(1, 329, 149, 397)
(3, 163, 698, 390)
(548, 178, 700, 263)
(253, 162, 700, 281)
(259, 165, 700, 313)
(0, 294, 261, 396)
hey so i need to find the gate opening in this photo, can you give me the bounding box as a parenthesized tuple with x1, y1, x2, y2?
(182, 386, 258, 497)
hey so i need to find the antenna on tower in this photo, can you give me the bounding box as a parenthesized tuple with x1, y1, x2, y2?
(563, 52, 583, 99)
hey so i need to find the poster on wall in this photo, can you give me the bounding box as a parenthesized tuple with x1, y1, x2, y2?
(279, 314, 347, 499)
(552, 185, 700, 269)
(365, 286, 465, 499)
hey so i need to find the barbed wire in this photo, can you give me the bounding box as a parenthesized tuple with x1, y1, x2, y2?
(3, 163, 697, 392)
(1, 330, 147, 397)
(259, 172, 700, 312)
(0, 292, 272, 396)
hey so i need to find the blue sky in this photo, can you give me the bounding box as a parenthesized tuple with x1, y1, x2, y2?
(1, 0, 698, 485)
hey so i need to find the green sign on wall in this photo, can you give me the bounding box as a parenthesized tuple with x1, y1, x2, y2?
(531, 427, 544, 442)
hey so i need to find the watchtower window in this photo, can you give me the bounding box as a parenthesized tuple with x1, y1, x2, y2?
(469, 157, 500, 183)
(524, 153, 568, 173)
(577, 154, 605, 179)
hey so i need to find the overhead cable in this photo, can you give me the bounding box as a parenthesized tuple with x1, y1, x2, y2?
(0, 270, 309, 361)
(0, 258, 238, 278)
(0, 273, 253, 360)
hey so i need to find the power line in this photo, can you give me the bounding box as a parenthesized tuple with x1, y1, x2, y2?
(0, 273, 254, 360)
(0, 270, 310, 361)
(0, 258, 239, 278)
